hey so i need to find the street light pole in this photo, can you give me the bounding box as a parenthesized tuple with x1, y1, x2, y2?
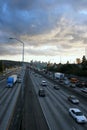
(9, 37, 25, 125)
(9, 37, 25, 107)
(9, 37, 24, 64)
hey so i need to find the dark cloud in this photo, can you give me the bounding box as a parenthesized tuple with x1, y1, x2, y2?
(0, 1, 57, 36)
(0, 0, 87, 61)
(0, 0, 87, 36)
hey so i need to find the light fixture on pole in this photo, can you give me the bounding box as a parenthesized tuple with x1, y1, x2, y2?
(9, 37, 24, 64)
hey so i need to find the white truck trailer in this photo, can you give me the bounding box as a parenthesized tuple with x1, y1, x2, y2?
(54, 72, 64, 79)
(7, 75, 17, 87)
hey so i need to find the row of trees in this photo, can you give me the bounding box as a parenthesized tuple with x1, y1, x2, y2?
(47, 55, 87, 77)
(0, 55, 87, 77)
(0, 60, 21, 73)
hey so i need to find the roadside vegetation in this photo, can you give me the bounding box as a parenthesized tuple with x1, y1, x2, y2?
(46, 55, 87, 77)
(0, 55, 87, 77)
(0, 60, 21, 73)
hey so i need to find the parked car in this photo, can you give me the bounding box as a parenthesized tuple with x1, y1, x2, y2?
(38, 88, 45, 97)
(69, 108, 87, 123)
(53, 85, 60, 90)
(68, 95, 79, 104)
(41, 80, 47, 86)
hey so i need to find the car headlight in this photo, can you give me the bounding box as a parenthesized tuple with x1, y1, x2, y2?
(76, 118, 80, 122)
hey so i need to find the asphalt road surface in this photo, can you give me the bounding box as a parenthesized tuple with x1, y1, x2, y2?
(21, 70, 49, 130)
(29, 70, 87, 130)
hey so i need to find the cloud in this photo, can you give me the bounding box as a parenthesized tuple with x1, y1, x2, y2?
(0, 0, 87, 62)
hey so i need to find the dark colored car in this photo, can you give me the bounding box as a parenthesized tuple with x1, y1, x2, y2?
(38, 88, 46, 97)
(53, 85, 60, 90)
(68, 95, 79, 104)
(76, 81, 86, 88)
(76, 82, 82, 87)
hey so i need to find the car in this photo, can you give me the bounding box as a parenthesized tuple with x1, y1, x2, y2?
(17, 78, 22, 83)
(53, 85, 60, 90)
(41, 80, 47, 86)
(69, 83, 76, 88)
(81, 88, 87, 93)
(64, 79, 70, 85)
(68, 95, 79, 104)
(38, 88, 45, 97)
(59, 79, 63, 83)
(2, 73, 6, 77)
(85, 82, 87, 87)
(76, 81, 85, 88)
(69, 108, 87, 123)
(17, 74, 21, 78)
(70, 78, 78, 84)
(76, 82, 82, 87)
(35, 74, 37, 77)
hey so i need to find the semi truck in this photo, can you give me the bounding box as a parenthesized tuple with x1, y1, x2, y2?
(7, 75, 17, 87)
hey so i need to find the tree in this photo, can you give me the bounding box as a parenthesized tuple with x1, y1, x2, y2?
(76, 58, 81, 64)
(66, 61, 69, 64)
(0, 61, 3, 72)
(82, 55, 86, 63)
(81, 55, 87, 70)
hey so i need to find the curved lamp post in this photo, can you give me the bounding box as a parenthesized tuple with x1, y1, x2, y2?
(9, 37, 24, 63)
(9, 37, 25, 106)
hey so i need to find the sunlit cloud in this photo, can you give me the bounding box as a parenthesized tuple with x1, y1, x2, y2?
(0, 0, 87, 63)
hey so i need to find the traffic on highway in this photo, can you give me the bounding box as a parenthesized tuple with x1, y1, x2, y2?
(0, 67, 87, 130)
(29, 69, 87, 130)
(0, 67, 24, 130)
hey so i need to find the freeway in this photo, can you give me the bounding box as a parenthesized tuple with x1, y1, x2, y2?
(1, 67, 86, 130)
(22, 70, 49, 130)
(30, 70, 87, 130)
(0, 68, 23, 130)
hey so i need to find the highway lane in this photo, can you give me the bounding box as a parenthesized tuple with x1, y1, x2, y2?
(22, 70, 49, 130)
(0, 81, 21, 130)
(30, 71, 87, 130)
(40, 71, 87, 98)
(0, 70, 22, 130)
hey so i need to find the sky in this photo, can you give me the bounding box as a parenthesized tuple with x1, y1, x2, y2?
(0, 0, 87, 63)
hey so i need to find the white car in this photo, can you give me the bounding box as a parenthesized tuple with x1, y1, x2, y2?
(70, 83, 76, 88)
(81, 88, 87, 93)
(17, 78, 22, 83)
(69, 108, 87, 123)
(41, 80, 47, 86)
(68, 95, 79, 104)
(63, 80, 70, 87)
